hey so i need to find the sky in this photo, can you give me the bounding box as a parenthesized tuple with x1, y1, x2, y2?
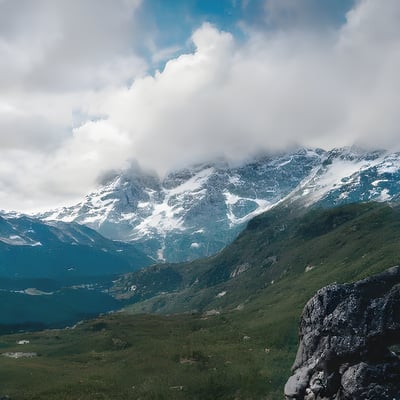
(0, 0, 400, 213)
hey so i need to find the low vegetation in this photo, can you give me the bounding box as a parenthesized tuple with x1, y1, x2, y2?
(1, 202, 400, 399)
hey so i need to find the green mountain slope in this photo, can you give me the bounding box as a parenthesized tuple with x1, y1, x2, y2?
(115, 202, 400, 315)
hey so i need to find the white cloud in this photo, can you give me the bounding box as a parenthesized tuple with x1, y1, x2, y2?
(0, 0, 147, 212)
(88, 2, 400, 174)
(0, 0, 400, 212)
(0, 0, 145, 91)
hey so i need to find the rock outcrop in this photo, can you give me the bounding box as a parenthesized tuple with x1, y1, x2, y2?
(284, 266, 400, 400)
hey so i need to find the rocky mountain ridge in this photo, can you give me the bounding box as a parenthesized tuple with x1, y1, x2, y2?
(40, 148, 324, 262)
(0, 213, 151, 278)
(38, 147, 400, 263)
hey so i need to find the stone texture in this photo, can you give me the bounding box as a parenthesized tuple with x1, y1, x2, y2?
(284, 266, 400, 400)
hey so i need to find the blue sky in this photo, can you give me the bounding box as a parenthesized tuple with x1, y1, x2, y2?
(137, 0, 356, 67)
(140, 0, 355, 36)
(0, 0, 399, 212)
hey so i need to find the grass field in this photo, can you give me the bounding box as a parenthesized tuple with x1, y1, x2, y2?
(0, 311, 293, 399)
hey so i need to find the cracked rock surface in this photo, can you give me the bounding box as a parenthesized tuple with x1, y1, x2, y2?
(284, 266, 400, 400)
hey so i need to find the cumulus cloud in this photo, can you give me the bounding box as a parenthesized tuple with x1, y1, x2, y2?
(85, 0, 400, 174)
(0, 0, 400, 212)
(0, 0, 145, 91)
(0, 0, 147, 211)
(0, 0, 147, 154)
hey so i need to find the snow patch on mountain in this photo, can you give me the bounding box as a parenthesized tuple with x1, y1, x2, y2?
(133, 200, 185, 237)
(377, 155, 400, 174)
(303, 158, 382, 205)
(378, 189, 391, 201)
(224, 191, 271, 226)
(168, 167, 214, 196)
(0, 235, 42, 247)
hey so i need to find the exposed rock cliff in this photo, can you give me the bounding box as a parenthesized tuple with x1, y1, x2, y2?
(285, 266, 400, 400)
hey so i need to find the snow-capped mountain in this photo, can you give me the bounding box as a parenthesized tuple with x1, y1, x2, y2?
(39, 147, 400, 263)
(0, 213, 151, 278)
(300, 148, 400, 208)
(40, 148, 324, 262)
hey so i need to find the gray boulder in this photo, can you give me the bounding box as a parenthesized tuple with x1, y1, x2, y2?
(284, 266, 400, 399)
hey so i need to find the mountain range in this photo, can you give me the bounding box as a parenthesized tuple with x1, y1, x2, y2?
(0, 213, 150, 331)
(2, 146, 400, 331)
(39, 146, 400, 263)
(0, 213, 150, 279)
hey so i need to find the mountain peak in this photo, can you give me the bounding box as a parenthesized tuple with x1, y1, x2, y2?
(37, 148, 400, 263)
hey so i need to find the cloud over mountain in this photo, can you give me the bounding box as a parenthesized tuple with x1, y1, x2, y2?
(0, 0, 399, 212)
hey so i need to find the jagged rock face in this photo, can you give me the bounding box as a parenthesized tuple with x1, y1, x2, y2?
(40, 148, 325, 262)
(38, 147, 400, 262)
(284, 266, 400, 400)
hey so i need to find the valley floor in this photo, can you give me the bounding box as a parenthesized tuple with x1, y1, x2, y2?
(0, 312, 292, 400)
